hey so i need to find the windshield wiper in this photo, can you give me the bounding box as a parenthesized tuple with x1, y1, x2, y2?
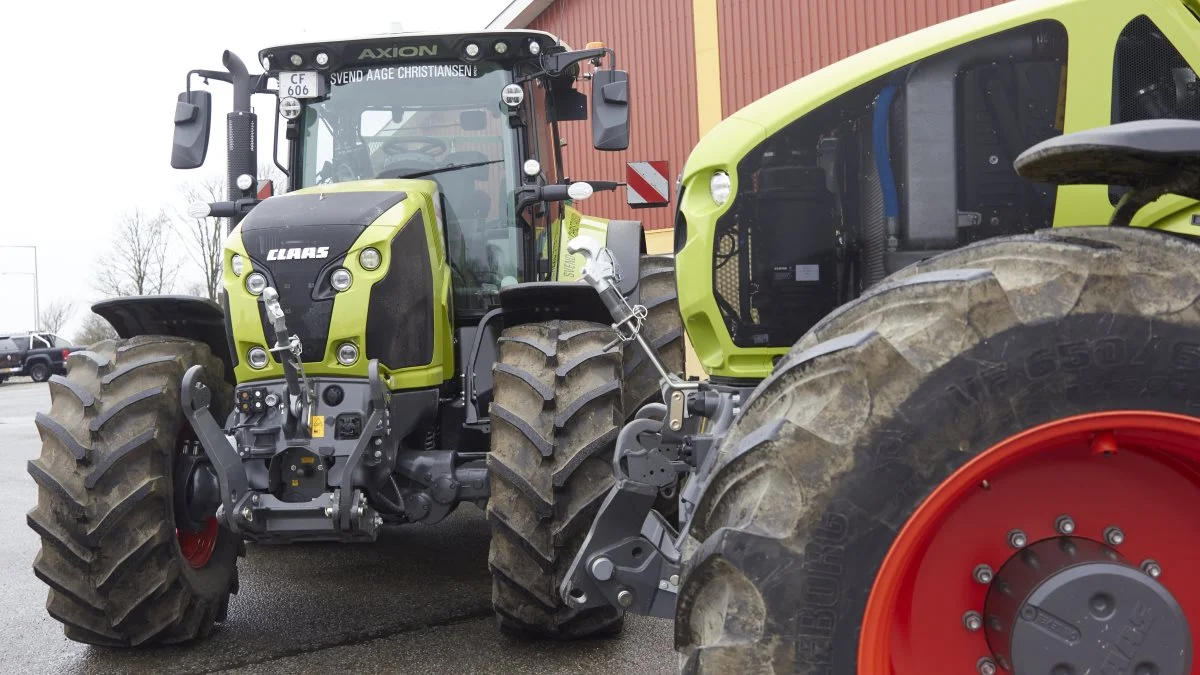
(396, 159, 504, 179)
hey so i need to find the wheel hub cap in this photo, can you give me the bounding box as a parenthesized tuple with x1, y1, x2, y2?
(985, 537, 1189, 674)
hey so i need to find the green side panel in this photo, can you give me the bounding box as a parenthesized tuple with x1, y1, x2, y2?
(676, 0, 1200, 380)
(553, 205, 611, 281)
(224, 179, 453, 391)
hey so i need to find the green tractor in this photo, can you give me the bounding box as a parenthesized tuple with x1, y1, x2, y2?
(26, 29, 682, 644)
(557, 0, 1200, 672)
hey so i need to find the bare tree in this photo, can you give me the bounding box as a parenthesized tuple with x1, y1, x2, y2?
(94, 209, 178, 297)
(39, 299, 75, 335)
(259, 160, 288, 196)
(173, 173, 226, 301)
(73, 313, 118, 346)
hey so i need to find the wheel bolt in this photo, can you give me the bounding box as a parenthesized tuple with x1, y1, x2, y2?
(973, 564, 994, 585)
(1007, 529, 1027, 549)
(962, 611, 983, 632)
(977, 657, 997, 675)
(1055, 515, 1076, 535)
(1142, 559, 1163, 579)
(1104, 526, 1125, 546)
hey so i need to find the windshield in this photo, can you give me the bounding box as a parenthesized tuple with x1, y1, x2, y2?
(295, 61, 524, 316)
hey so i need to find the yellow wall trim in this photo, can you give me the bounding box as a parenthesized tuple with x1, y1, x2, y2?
(692, 0, 723, 135)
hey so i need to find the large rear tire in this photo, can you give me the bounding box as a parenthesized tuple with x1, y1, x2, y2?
(27, 335, 240, 646)
(487, 320, 626, 639)
(676, 227, 1200, 673)
(622, 254, 685, 417)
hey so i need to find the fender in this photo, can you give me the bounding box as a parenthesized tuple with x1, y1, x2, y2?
(91, 294, 235, 384)
(461, 219, 647, 426)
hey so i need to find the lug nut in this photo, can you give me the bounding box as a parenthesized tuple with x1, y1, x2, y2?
(973, 564, 994, 585)
(1104, 526, 1125, 546)
(962, 611, 983, 632)
(977, 657, 997, 675)
(1142, 559, 1163, 579)
(617, 589, 634, 607)
(373, 449, 382, 459)
(1007, 529, 1028, 549)
(251, 494, 260, 505)
(241, 506, 254, 522)
(324, 507, 334, 517)
(1055, 515, 1076, 535)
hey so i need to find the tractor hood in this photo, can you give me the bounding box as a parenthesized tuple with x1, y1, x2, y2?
(223, 179, 449, 386)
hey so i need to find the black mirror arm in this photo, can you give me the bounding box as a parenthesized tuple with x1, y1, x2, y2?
(187, 69, 232, 93)
(537, 47, 615, 78)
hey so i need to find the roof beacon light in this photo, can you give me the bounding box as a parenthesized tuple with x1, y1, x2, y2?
(494, 41, 508, 55)
(289, 53, 303, 67)
(464, 43, 480, 58)
(314, 51, 330, 67)
(528, 40, 541, 56)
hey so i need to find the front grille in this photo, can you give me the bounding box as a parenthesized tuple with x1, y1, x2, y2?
(366, 211, 434, 369)
(236, 190, 409, 364)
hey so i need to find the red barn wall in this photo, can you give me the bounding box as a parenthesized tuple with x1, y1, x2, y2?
(528, 0, 698, 231)
(717, 0, 1014, 116)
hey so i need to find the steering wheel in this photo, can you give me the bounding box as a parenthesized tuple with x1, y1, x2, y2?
(379, 136, 448, 159)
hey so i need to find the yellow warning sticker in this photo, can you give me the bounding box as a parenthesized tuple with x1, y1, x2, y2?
(311, 415, 325, 438)
(301, 455, 315, 464)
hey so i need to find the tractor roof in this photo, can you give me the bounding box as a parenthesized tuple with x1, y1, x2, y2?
(259, 29, 566, 72)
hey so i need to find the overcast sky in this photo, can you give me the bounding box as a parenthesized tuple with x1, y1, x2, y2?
(0, 0, 510, 336)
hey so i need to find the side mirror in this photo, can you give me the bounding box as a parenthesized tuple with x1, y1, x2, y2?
(171, 90, 212, 169)
(591, 69, 630, 151)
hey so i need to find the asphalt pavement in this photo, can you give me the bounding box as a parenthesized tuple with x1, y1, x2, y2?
(0, 381, 676, 674)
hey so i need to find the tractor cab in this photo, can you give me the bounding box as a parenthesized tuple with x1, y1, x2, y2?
(171, 29, 631, 318)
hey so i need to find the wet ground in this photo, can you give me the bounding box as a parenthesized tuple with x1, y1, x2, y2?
(0, 381, 676, 674)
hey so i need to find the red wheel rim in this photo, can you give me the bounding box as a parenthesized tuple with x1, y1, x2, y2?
(177, 516, 219, 568)
(858, 411, 1200, 673)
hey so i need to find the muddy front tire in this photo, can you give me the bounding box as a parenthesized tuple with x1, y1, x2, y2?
(622, 254, 685, 417)
(676, 227, 1200, 673)
(27, 335, 239, 646)
(486, 320, 625, 639)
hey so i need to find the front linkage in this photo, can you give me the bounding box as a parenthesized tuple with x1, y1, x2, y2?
(560, 237, 755, 617)
(177, 284, 492, 543)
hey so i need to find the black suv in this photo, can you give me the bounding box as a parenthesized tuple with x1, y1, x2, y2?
(0, 332, 80, 383)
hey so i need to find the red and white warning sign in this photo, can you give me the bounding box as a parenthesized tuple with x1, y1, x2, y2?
(625, 160, 670, 208)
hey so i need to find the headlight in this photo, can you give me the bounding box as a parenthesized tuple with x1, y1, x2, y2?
(710, 171, 732, 206)
(331, 268, 353, 291)
(247, 347, 269, 369)
(359, 248, 381, 271)
(230, 254, 245, 276)
(315, 51, 330, 67)
(246, 272, 268, 295)
(336, 342, 359, 366)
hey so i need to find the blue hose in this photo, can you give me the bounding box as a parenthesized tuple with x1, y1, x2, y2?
(873, 84, 900, 220)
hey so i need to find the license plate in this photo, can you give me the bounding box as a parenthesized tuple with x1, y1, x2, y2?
(0, 366, 19, 374)
(281, 72, 320, 99)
